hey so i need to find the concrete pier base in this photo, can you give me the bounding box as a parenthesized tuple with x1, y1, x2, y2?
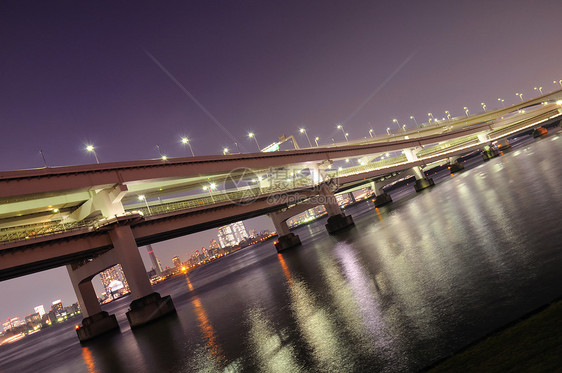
(274, 233, 301, 252)
(325, 213, 354, 234)
(414, 177, 435, 192)
(373, 193, 393, 207)
(126, 292, 176, 328)
(449, 162, 465, 173)
(76, 311, 119, 343)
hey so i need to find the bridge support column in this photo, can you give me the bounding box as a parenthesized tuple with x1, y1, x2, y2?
(477, 133, 489, 143)
(109, 225, 176, 328)
(320, 184, 354, 234)
(412, 166, 434, 192)
(448, 156, 464, 173)
(270, 212, 301, 252)
(370, 181, 392, 207)
(67, 271, 119, 343)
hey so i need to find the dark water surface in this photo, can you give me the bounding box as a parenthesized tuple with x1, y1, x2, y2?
(1, 133, 562, 372)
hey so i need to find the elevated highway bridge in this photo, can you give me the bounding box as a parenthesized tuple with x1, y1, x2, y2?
(1, 90, 561, 341)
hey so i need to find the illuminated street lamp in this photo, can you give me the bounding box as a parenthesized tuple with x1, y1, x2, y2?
(534, 86, 543, 95)
(516, 92, 523, 101)
(138, 195, 151, 214)
(222, 147, 229, 155)
(248, 132, 261, 151)
(428, 112, 435, 124)
(497, 98, 505, 107)
(386, 127, 391, 135)
(314, 137, 320, 147)
(402, 124, 407, 132)
(463, 107, 469, 116)
(445, 110, 451, 120)
(344, 132, 349, 141)
(392, 118, 401, 130)
(202, 183, 216, 202)
(52, 208, 66, 231)
(85, 145, 99, 164)
(180, 137, 195, 156)
(156, 145, 167, 160)
(369, 129, 374, 138)
(410, 115, 418, 126)
(481, 102, 487, 112)
(554, 80, 562, 88)
(336, 124, 348, 142)
(299, 128, 313, 147)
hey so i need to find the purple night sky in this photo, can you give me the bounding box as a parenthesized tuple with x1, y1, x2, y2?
(1, 0, 561, 321)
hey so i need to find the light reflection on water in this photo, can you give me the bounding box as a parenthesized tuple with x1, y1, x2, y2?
(0, 134, 561, 372)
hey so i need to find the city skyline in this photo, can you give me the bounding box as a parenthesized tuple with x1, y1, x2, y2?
(0, 215, 272, 322)
(1, 0, 562, 333)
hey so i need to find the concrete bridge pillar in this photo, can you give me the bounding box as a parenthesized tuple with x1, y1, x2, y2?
(403, 147, 419, 162)
(309, 164, 325, 186)
(411, 166, 435, 192)
(67, 267, 119, 342)
(448, 156, 465, 173)
(477, 133, 489, 143)
(370, 180, 392, 207)
(66, 184, 128, 222)
(270, 211, 301, 252)
(109, 225, 176, 328)
(319, 184, 354, 234)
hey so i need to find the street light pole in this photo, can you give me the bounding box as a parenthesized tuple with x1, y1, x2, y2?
(299, 128, 313, 147)
(138, 195, 152, 214)
(392, 119, 400, 130)
(463, 107, 469, 116)
(410, 116, 418, 127)
(156, 145, 167, 160)
(369, 129, 374, 138)
(181, 137, 195, 156)
(203, 183, 216, 203)
(516, 92, 523, 101)
(336, 124, 348, 142)
(481, 103, 487, 112)
(86, 145, 99, 164)
(314, 137, 319, 147)
(428, 113, 435, 124)
(248, 132, 261, 151)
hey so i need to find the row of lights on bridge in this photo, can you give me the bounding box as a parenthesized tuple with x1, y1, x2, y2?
(85, 81, 562, 164)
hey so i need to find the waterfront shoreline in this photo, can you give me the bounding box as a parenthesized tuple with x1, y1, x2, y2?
(425, 294, 562, 372)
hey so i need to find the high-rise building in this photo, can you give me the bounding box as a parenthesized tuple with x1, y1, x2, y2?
(172, 256, 181, 268)
(34, 305, 46, 318)
(51, 300, 64, 316)
(99, 264, 130, 298)
(209, 239, 220, 250)
(25, 313, 42, 325)
(146, 244, 163, 275)
(217, 221, 249, 248)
